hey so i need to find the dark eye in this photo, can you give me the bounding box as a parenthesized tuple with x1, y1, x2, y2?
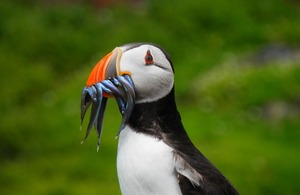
(144, 50, 154, 65)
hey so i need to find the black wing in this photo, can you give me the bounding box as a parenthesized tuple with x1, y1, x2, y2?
(165, 121, 239, 195)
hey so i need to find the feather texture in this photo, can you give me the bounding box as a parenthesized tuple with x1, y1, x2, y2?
(126, 88, 239, 194)
(117, 126, 182, 195)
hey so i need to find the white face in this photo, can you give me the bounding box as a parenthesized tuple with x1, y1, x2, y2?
(119, 44, 174, 103)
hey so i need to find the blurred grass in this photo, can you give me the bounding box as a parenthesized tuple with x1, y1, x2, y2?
(0, 0, 300, 194)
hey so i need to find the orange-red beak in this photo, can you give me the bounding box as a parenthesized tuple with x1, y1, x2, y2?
(86, 47, 123, 87)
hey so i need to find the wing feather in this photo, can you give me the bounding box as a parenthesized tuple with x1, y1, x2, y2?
(174, 153, 203, 186)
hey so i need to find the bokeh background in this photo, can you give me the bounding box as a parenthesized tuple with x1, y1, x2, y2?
(1, 0, 300, 194)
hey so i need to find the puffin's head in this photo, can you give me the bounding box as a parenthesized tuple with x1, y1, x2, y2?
(86, 43, 174, 103)
(81, 43, 174, 149)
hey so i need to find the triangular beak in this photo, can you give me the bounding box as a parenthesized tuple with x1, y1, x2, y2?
(86, 47, 123, 88)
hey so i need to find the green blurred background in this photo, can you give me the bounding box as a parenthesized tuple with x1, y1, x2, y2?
(1, 0, 299, 194)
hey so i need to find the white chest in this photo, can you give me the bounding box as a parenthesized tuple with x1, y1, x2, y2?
(116, 126, 182, 195)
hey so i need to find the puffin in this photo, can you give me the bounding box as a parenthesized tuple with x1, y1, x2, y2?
(80, 42, 239, 195)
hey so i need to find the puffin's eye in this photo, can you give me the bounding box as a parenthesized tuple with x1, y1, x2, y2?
(144, 50, 154, 65)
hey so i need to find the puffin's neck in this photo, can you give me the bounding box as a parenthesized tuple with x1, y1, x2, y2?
(128, 87, 184, 139)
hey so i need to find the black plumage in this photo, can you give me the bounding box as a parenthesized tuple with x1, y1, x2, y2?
(128, 87, 239, 194)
